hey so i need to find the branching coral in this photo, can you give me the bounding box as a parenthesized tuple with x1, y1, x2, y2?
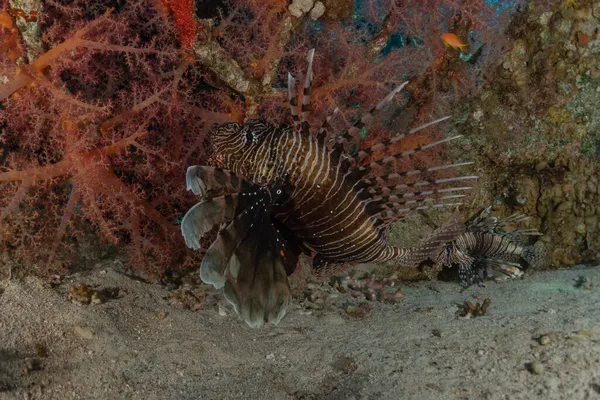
(0, 2, 219, 276)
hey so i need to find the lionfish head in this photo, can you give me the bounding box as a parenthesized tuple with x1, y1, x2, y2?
(210, 120, 271, 159)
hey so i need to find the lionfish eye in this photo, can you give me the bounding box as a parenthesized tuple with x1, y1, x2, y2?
(245, 132, 254, 145)
(276, 189, 282, 195)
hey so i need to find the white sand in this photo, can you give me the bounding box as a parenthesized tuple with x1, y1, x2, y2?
(1, 263, 599, 399)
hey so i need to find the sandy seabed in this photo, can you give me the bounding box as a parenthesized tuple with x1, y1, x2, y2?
(1, 263, 599, 400)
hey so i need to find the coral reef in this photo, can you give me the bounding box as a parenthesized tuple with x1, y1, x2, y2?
(0, 0, 515, 280)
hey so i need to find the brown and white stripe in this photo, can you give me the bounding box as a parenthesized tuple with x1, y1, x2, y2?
(208, 48, 477, 269)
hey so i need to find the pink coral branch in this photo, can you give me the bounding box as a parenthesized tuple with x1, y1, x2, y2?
(0, 8, 176, 103)
(46, 185, 80, 267)
(0, 34, 172, 102)
(94, 167, 176, 236)
(0, 181, 30, 225)
(0, 119, 149, 185)
(32, 70, 108, 112)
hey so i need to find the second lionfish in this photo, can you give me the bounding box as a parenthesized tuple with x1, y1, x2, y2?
(436, 206, 551, 287)
(181, 49, 479, 327)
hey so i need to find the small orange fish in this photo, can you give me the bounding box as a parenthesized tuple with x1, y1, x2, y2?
(566, 0, 579, 8)
(440, 33, 468, 51)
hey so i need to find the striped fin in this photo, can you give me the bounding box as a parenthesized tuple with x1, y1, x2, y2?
(355, 116, 451, 163)
(316, 106, 339, 146)
(331, 81, 409, 149)
(380, 197, 467, 218)
(359, 134, 466, 171)
(186, 166, 250, 198)
(300, 48, 315, 135)
(352, 133, 473, 223)
(496, 214, 543, 239)
(463, 206, 497, 232)
(288, 72, 301, 130)
(180, 194, 239, 250)
(199, 186, 272, 289)
(375, 200, 464, 227)
(362, 178, 474, 223)
(395, 221, 470, 267)
(373, 186, 473, 206)
(499, 213, 533, 226)
(363, 191, 469, 222)
(465, 207, 543, 239)
(364, 175, 478, 193)
(361, 164, 477, 188)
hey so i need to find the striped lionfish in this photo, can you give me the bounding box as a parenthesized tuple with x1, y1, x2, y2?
(180, 49, 541, 327)
(436, 206, 551, 287)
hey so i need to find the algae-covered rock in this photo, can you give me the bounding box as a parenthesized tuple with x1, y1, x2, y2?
(440, 2, 600, 269)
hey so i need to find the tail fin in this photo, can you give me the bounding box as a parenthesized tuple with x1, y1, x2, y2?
(521, 240, 552, 269)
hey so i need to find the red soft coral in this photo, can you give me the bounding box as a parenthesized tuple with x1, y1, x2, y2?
(0, 2, 232, 277)
(159, 0, 198, 49)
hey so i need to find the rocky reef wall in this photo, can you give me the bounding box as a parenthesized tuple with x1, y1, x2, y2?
(451, 1, 600, 269)
(388, 1, 600, 277)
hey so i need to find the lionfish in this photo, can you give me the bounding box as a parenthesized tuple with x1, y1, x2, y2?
(180, 49, 510, 326)
(436, 206, 551, 287)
